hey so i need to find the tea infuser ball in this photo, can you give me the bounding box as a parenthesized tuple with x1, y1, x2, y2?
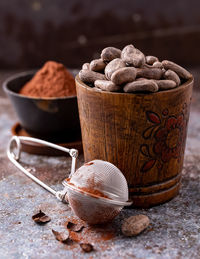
(7, 136, 132, 225)
(63, 160, 132, 224)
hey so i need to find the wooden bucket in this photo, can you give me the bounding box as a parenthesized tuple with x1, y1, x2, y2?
(75, 76, 193, 208)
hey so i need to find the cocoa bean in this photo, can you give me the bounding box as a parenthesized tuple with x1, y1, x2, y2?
(90, 59, 106, 72)
(152, 61, 163, 69)
(79, 70, 106, 84)
(121, 44, 145, 67)
(101, 47, 121, 62)
(155, 79, 177, 90)
(82, 63, 90, 70)
(124, 79, 158, 93)
(146, 55, 159, 65)
(162, 60, 192, 79)
(163, 69, 181, 86)
(94, 80, 121, 92)
(122, 214, 150, 237)
(111, 67, 136, 85)
(105, 58, 126, 80)
(136, 67, 162, 80)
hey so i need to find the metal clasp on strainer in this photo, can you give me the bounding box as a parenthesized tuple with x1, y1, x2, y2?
(7, 136, 78, 203)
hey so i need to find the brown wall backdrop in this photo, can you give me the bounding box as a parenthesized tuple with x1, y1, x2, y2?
(0, 0, 200, 69)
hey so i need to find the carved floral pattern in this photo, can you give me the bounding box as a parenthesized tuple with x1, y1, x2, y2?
(140, 105, 188, 173)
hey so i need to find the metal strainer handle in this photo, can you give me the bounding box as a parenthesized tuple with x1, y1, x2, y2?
(7, 136, 78, 202)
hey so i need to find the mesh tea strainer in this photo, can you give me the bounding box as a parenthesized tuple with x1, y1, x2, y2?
(7, 136, 132, 224)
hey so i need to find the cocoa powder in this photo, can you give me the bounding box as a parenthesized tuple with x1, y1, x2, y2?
(64, 217, 116, 251)
(68, 195, 119, 225)
(77, 186, 108, 198)
(20, 61, 76, 98)
(67, 181, 108, 198)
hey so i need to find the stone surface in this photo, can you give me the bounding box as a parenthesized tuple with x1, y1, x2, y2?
(0, 75, 200, 258)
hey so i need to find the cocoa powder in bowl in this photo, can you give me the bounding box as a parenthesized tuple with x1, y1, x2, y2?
(20, 61, 76, 98)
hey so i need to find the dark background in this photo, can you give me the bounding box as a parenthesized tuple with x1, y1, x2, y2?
(0, 0, 200, 71)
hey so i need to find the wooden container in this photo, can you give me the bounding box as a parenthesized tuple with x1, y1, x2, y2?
(75, 76, 193, 208)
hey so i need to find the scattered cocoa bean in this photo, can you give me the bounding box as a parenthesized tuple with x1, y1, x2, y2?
(79, 69, 106, 84)
(66, 221, 85, 232)
(80, 243, 93, 253)
(52, 229, 71, 244)
(82, 63, 90, 70)
(124, 79, 158, 93)
(121, 44, 145, 67)
(162, 60, 192, 79)
(146, 55, 159, 65)
(111, 67, 136, 85)
(32, 210, 51, 224)
(164, 69, 181, 86)
(155, 79, 177, 90)
(105, 58, 126, 80)
(136, 67, 162, 80)
(152, 61, 163, 69)
(90, 59, 106, 72)
(95, 80, 121, 92)
(101, 47, 121, 62)
(121, 214, 150, 237)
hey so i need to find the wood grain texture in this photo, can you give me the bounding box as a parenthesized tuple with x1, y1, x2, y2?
(76, 76, 193, 208)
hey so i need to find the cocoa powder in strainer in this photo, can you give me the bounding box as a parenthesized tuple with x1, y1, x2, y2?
(67, 179, 119, 225)
(65, 160, 130, 224)
(66, 178, 108, 198)
(68, 196, 119, 225)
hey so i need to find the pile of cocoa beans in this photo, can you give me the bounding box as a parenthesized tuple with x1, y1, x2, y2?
(79, 45, 192, 93)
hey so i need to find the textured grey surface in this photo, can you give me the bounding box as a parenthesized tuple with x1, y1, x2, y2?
(0, 89, 200, 258)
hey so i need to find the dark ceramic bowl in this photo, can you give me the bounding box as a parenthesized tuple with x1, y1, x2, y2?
(3, 71, 81, 142)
